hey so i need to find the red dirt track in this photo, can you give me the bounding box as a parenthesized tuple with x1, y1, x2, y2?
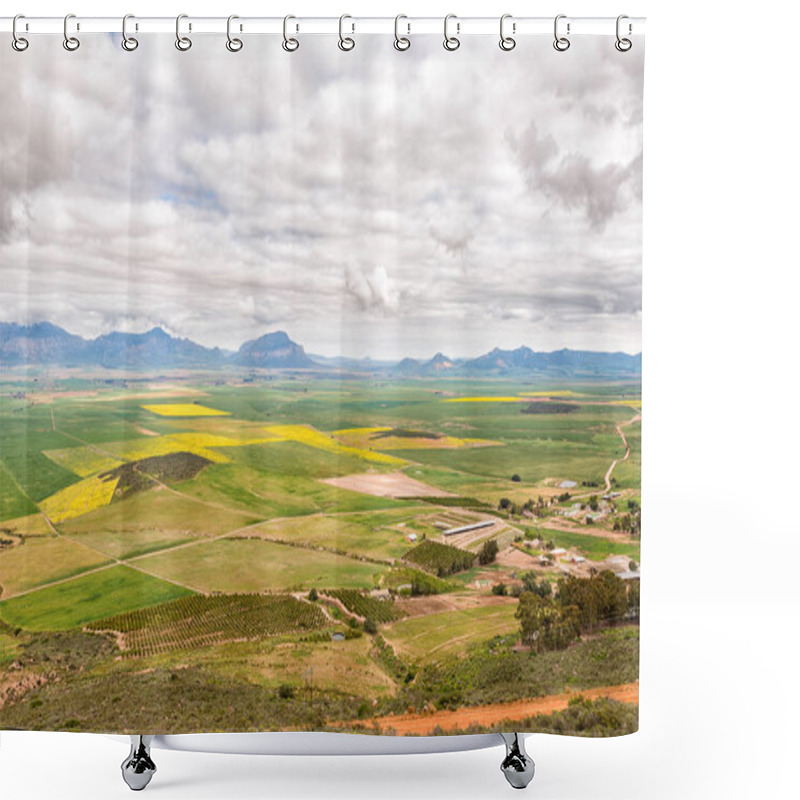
(337, 681, 639, 734)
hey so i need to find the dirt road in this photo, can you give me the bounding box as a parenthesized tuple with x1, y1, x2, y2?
(604, 413, 641, 492)
(335, 682, 639, 734)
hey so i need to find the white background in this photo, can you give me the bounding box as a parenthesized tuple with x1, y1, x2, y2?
(1, 1, 798, 799)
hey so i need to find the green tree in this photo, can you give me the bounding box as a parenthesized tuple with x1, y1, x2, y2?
(363, 618, 378, 635)
(516, 592, 581, 653)
(478, 538, 499, 565)
(521, 571, 552, 598)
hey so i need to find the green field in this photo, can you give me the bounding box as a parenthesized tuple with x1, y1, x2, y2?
(0, 565, 194, 630)
(248, 508, 429, 562)
(537, 528, 641, 561)
(137, 538, 384, 592)
(383, 602, 520, 662)
(0, 374, 640, 733)
(0, 535, 112, 597)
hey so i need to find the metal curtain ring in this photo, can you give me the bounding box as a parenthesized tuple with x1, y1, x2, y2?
(12, 14, 29, 51)
(175, 13, 192, 51)
(443, 14, 460, 51)
(282, 15, 299, 51)
(499, 13, 516, 51)
(338, 14, 355, 51)
(553, 14, 570, 51)
(226, 15, 243, 51)
(63, 13, 80, 51)
(615, 14, 632, 51)
(394, 14, 410, 51)
(122, 14, 138, 51)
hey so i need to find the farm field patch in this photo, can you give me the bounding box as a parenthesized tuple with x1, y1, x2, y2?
(0, 461, 38, 521)
(249, 509, 428, 562)
(320, 471, 456, 499)
(382, 602, 519, 663)
(137, 538, 384, 593)
(0, 565, 194, 631)
(39, 474, 119, 523)
(537, 527, 641, 562)
(87, 593, 328, 657)
(142, 403, 230, 417)
(60, 490, 260, 556)
(0, 535, 111, 597)
(0, 513, 52, 537)
(332, 426, 499, 451)
(249, 636, 398, 697)
(265, 424, 406, 466)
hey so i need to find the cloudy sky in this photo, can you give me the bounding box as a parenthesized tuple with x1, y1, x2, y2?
(0, 33, 643, 360)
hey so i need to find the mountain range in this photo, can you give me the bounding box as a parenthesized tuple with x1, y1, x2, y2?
(0, 322, 641, 377)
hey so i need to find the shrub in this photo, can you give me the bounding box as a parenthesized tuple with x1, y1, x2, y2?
(363, 618, 378, 635)
(478, 539, 499, 565)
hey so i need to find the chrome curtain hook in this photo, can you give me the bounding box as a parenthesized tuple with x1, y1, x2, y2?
(63, 13, 80, 51)
(282, 14, 299, 51)
(121, 14, 138, 51)
(499, 13, 516, 51)
(615, 14, 632, 51)
(12, 14, 29, 51)
(175, 13, 192, 51)
(394, 14, 410, 51)
(226, 14, 243, 51)
(338, 14, 355, 51)
(553, 14, 570, 52)
(443, 13, 460, 51)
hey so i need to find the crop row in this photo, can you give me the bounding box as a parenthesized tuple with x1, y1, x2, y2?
(86, 593, 327, 657)
(326, 589, 400, 623)
(402, 540, 476, 577)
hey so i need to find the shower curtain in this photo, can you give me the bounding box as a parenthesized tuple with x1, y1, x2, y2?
(0, 25, 643, 738)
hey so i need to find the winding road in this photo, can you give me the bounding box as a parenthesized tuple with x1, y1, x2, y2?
(604, 413, 641, 492)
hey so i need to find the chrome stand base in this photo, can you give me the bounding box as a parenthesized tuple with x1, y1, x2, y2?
(500, 733, 535, 790)
(121, 735, 156, 791)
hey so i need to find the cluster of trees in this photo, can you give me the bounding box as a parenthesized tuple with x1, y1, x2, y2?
(498, 495, 552, 518)
(478, 539, 499, 565)
(516, 571, 638, 653)
(612, 499, 641, 535)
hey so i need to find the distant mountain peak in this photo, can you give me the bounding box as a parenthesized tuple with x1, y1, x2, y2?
(1, 320, 640, 377)
(234, 330, 314, 369)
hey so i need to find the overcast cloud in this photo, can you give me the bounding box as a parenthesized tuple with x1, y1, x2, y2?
(0, 33, 643, 360)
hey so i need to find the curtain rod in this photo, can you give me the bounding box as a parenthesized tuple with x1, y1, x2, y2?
(0, 16, 645, 37)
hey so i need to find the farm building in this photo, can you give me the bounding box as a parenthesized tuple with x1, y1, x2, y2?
(550, 547, 567, 558)
(617, 570, 641, 581)
(443, 519, 495, 537)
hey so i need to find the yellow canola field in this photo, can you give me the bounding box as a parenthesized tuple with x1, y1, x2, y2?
(141, 403, 230, 417)
(517, 390, 583, 397)
(331, 426, 393, 436)
(40, 474, 120, 523)
(265, 424, 405, 466)
(443, 397, 523, 403)
(333, 429, 498, 451)
(44, 431, 282, 477)
(608, 399, 642, 410)
(43, 447, 124, 478)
